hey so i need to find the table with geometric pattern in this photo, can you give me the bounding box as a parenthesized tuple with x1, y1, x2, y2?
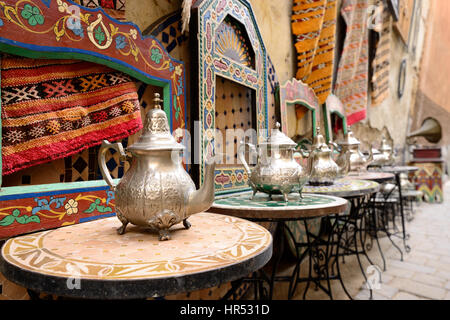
(344, 171, 395, 184)
(210, 193, 349, 300)
(0, 212, 273, 300)
(303, 179, 380, 198)
(304, 179, 381, 300)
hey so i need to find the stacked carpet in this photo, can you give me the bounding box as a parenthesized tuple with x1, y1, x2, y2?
(371, 0, 391, 107)
(74, 0, 126, 20)
(1, 55, 142, 175)
(334, 0, 369, 126)
(292, 0, 337, 105)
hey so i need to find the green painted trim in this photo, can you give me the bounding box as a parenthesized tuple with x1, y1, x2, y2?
(0, 55, 2, 189)
(286, 101, 317, 137)
(322, 104, 332, 143)
(163, 85, 171, 121)
(323, 103, 348, 143)
(334, 111, 348, 134)
(0, 179, 120, 197)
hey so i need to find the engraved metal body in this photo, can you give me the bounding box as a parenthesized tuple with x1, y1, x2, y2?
(300, 128, 350, 186)
(99, 94, 215, 240)
(335, 128, 373, 172)
(371, 138, 394, 167)
(238, 123, 309, 202)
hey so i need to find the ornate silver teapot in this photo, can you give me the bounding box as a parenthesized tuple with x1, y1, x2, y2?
(238, 123, 309, 202)
(299, 127, 350, 185)
(99, 93, 215, 240)
(335, 128, 373, 172)
(371, 138, 394, 166)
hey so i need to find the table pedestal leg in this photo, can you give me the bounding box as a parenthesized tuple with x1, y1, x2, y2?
(395, 173, 411, 253)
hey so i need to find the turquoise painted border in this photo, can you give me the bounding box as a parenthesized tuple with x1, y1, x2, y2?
(0, 179, 119, 199)
(322, 103, 348, 143)
(197, 0, 269, 195)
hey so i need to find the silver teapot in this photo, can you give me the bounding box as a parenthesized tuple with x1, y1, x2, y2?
(238, 123, 309, 202)
(371, 138, 394, 167)
(99, 93, 215, 240)
(335, 128, 373, 172)
(299, 127, 350, 185)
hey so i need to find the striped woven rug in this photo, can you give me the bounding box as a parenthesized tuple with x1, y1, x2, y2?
(1, 55, 142, 176)
(371, 0, 391, 107)
(292, 0, 337, 105)
(334, 0, 369, 126)
(74, 0, 126, 20)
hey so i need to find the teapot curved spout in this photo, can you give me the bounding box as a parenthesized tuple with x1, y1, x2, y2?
(365, 145, 374, 167)
(187, 160, 216, 215)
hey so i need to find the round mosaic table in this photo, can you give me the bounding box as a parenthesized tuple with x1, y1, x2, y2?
(344, 171, 395, 183)
(211, 193, 348, 220)
(375, 166, 419, 174)
(210, 194, 348, 300)
(303, 179, 380, 198)
(0, 212, 272, 300)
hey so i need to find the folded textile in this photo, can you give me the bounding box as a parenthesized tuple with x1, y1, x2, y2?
(371, 0, 391, 107)
(1, 55, 142, 175)
(292, 0, 337, 105)
(334, 0, 369, 125)
(74, 0, 126, 20)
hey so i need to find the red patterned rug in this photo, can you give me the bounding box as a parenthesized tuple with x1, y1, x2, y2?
(334, 0, 369, 125)
(1, 55, 142, 176)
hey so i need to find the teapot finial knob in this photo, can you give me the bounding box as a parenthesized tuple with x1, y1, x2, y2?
(317, 126, 321, 134)
(153, 93, 163, 109)
(275, 122, 281, 130)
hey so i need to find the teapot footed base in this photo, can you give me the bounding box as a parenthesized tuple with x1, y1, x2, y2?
(252, 190, 304, 203)
(159, 229, 171, 241)
(116, 211, 129, 235)
(183, 219, 191, 230)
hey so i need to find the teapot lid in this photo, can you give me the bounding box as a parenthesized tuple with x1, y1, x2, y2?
(338, 127, 361, 146)
(260, 123, 297, 148)
(312, 127, 328, 148)
(127, 93, 184, 152)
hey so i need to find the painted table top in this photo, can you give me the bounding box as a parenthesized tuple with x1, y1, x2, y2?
(344, 171, 395, 183)
(210, 194, 348, 220)
(374, 166, 420, 174)
(0, 213, 272, 299)
(303, 179, 379, 198)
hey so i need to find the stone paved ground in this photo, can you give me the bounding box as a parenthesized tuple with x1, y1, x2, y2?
(354, 180, 450, 300)
(271, 180, 450, 300)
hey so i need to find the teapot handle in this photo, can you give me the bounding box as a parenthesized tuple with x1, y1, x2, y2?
(98, 140, 127, 190)
(238, 140, 257, 174)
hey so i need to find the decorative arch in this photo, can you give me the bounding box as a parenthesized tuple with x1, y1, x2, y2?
(191, 0, 268, 194)
(215, 14, 255, 69)
(280, 78, 319, 138)
(323, 93, 348, 143)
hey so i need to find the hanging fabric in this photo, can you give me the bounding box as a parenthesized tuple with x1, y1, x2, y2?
(334, 0, 369, 126)
(292, 0, 338, 105)
(1, 56, 142, 176)
(371, 0, 391, 107)
(74, 0, 126, 20)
